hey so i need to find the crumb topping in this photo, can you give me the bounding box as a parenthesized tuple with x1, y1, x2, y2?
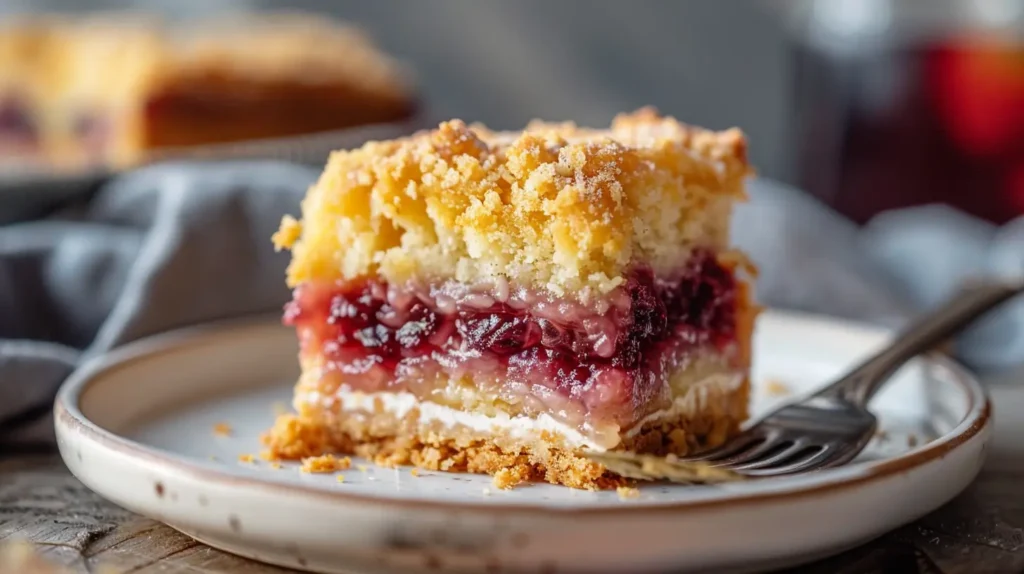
(280, 108, 752, 298)
(1, 12, 412, 107)
(273, 215, 302, 251)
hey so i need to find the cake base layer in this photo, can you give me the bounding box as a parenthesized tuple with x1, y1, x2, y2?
(261, 375, 749, 490)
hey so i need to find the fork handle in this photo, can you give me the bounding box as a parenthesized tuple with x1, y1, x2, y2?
(820, 281, 1024, 406)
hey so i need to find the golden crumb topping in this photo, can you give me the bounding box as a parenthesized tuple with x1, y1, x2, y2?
(273, 215, 303, 251)
(0, 12, 413, 108)
(281, 108, 751, 298)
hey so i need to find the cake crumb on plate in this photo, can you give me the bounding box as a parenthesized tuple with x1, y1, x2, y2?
(616, 486, 641, 500)
(765, 379, 791, 397)
(300, 454, 352, 473)
(238, 454, 255, 463)
(212, 422, 232, 436)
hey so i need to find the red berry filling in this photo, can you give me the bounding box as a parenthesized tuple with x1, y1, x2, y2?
(0, 97, 37, 148)
(286, 250, 739, 429)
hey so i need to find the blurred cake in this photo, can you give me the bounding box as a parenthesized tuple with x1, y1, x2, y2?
(0, 13, 415, 169)
(263, 108, 757, 489)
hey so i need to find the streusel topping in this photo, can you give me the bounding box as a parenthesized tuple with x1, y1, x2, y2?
(277, 108, 751, 298)
(2, 12, 413, 108)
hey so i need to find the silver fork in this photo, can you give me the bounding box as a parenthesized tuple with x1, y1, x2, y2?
(685, 281, 1023, 477)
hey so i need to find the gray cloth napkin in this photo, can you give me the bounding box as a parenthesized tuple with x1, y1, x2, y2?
(0, 162, 314, 444)
(0, 164, 1020, 445)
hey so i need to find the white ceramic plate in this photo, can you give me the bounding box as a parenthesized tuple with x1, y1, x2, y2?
(54, 310, 991, 574)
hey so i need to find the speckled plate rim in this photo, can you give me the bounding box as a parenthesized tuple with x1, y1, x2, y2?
(54, 310, 991, 516)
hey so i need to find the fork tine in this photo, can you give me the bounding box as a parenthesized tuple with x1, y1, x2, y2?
(744, 441, 868, 477)
(710, 435, 786, 467)
(740, 444, 837, 476)
(730, 440, 811, 471)
(813, 443, 865, 470)
(684, 433, 764, 462)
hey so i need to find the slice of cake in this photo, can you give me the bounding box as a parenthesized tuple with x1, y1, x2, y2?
(0, 13, 415, 169)
(263, 108, 758, 489)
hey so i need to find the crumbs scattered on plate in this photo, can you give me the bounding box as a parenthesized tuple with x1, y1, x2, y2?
(213, 422, 232, 436)
(765, 379, 791, 397)
(616, 486, 641, 500)
(269, 461, 282, 470)
(410, 468, 421, 477)
(336, 475, 346, 483)
(300, 454, 351, 473)
(238, 454, 256, 464)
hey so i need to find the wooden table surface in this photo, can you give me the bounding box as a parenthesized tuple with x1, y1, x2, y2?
(4, 382, 1024, 574)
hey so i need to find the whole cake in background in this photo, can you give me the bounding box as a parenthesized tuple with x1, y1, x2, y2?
(0, 13, 416, 170)
(264, 108, 758, 489)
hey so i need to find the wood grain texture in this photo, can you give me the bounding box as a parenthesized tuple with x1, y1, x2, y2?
(0, 453, 294, 573)
(2, 452, 1023, 574)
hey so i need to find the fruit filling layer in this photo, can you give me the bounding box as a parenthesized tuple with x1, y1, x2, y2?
(285, 249, 740, 434)
(0, 96, 37, 151)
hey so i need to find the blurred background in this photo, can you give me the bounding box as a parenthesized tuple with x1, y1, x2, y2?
(2, 0, 1023, 223)
(1, 0, 1024, 372)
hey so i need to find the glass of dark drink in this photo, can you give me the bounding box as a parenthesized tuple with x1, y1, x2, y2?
(777, 0, 1024, 224)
